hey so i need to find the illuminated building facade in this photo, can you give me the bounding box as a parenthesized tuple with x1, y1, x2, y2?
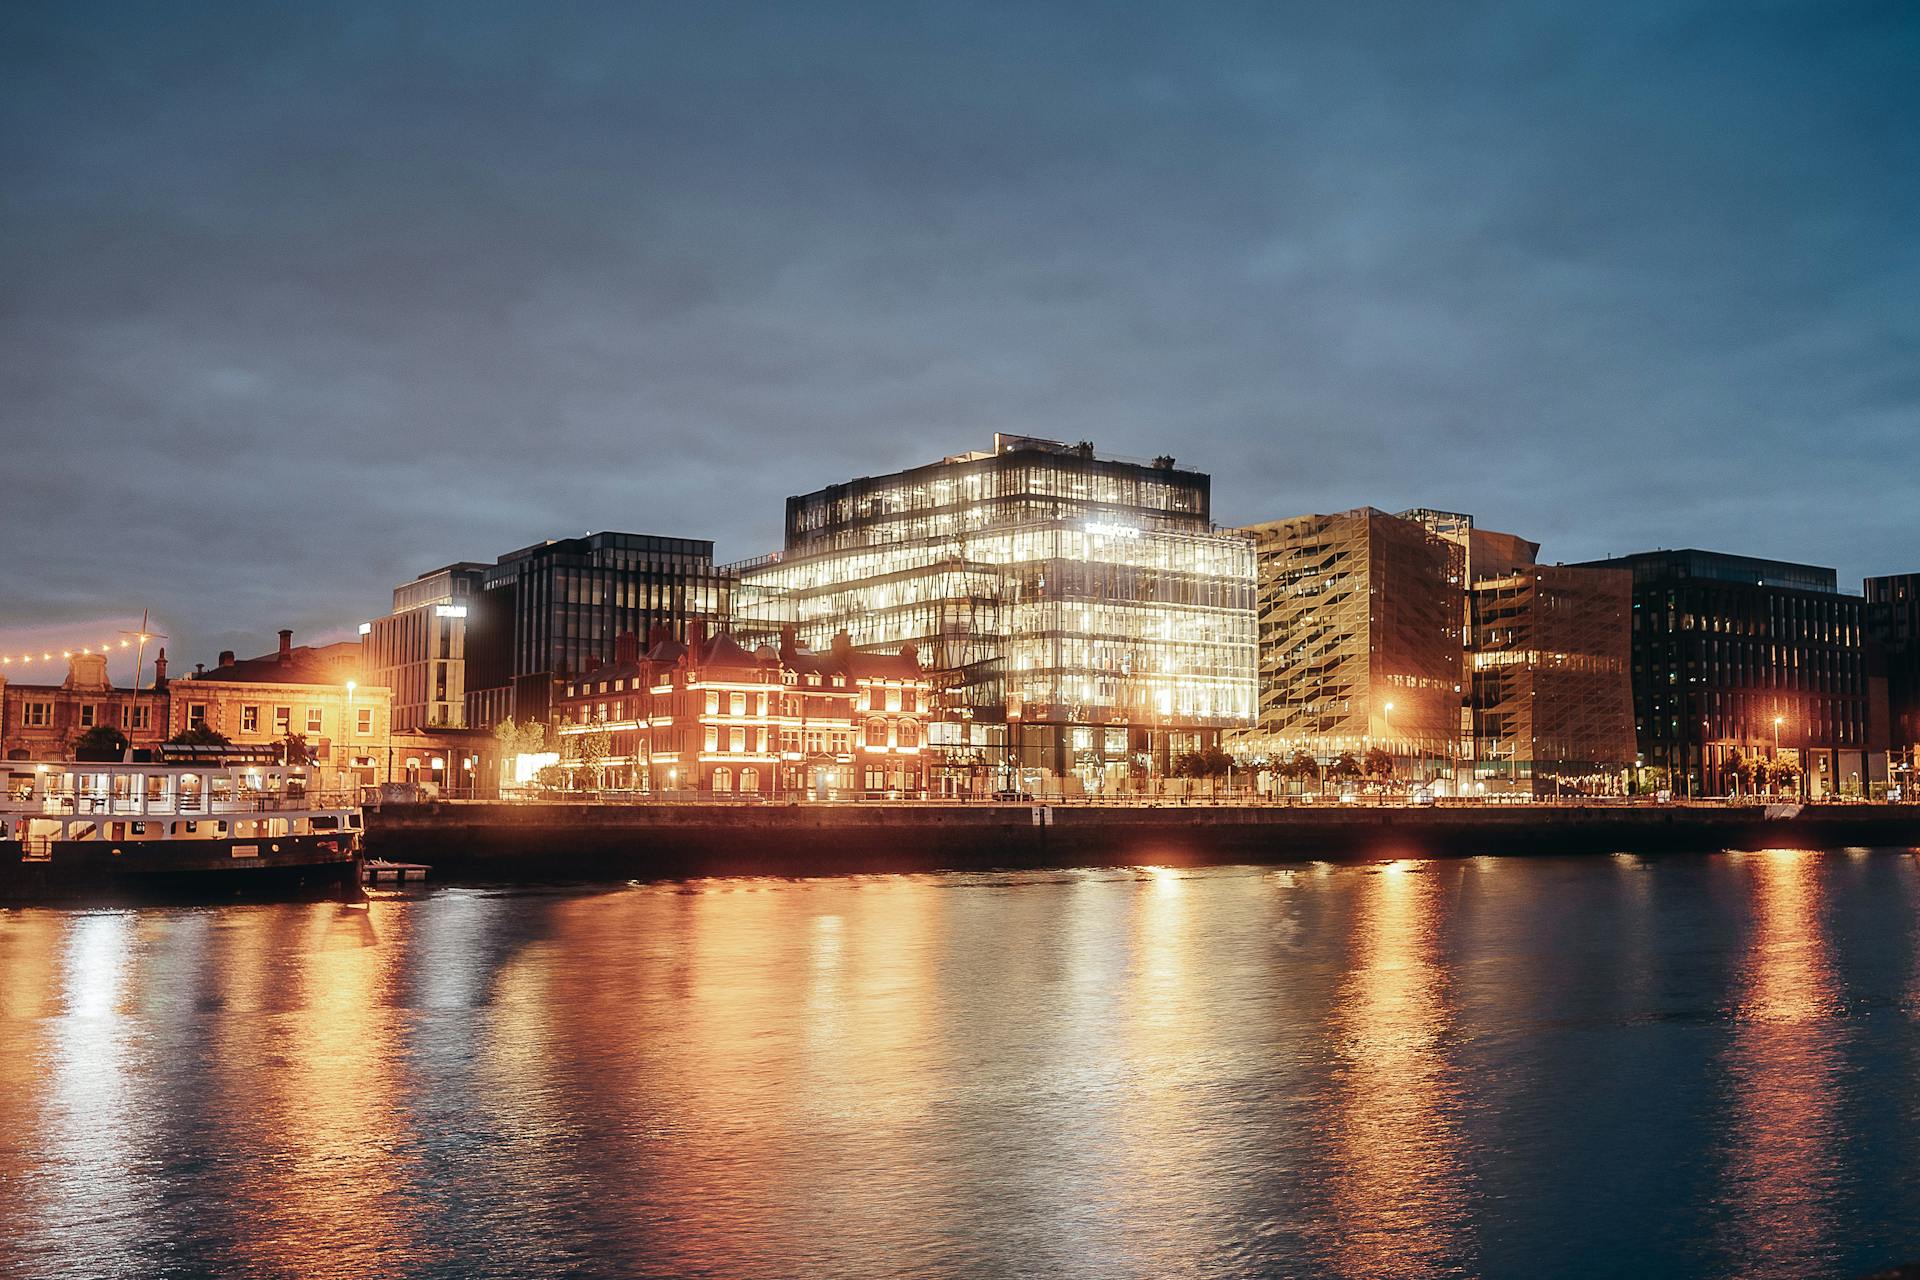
(175, 630, 393, 792)
(554, 623, 934, 797)
(1468, 565, 1636, 793)
(1866, 573, 1920, 790)
(735, 435, 1256, 786)
(1, 651, 170, 761)
(1571, 549, 1871, 797)
(463, 532, 731, 728)
(1234, 508, 1462, 772)
(361, 563, 486, 732)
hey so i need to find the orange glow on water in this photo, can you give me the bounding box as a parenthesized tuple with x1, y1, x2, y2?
(1714, 849, 1843, 1276)
(1322, 863, 1470, 1278)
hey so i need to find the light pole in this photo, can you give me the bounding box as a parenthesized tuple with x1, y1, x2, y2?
(1773, 714, 1784, 797)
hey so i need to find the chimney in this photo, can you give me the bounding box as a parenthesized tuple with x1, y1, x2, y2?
(584, 655, 601, 673)
(899, 642, 919, 668)
(648, 623, 668, 649)
(195, 662, 205, 676)
(614, 630, 640, 666)
(218, 649, 235, 668)
(687, 619, 708, 658)
(277, 629, 293, 662)
(830, 630, 852, 659)
(153, 648, 168, 687)
(779, 625, 798, 663)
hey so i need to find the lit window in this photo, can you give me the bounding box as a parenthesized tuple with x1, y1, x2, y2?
(886, 688, 902, 712)
(866, 718, 888, 747)
(307, 708, 323, 734)
(729, 692, 746, 716)
(705, 726, 719, 752)
(242, 705, 260, 732)
(739, 767, 759, 792)
(706, 691, 720, 714)
(898, 720, 919, 748)
(729, 727, 745, 752)
(711, 766, 732, 792)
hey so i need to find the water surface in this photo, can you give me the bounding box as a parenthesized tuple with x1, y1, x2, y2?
(4, 851, 1919, 1279)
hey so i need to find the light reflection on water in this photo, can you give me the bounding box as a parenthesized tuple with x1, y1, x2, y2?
(1, 855, 1919, 1279)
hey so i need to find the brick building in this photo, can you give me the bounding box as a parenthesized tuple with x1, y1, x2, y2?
(1, 651, 171, 760)
(554, 623, 934, 798)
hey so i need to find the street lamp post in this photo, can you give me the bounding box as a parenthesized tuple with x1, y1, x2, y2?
(1773, 714, 1784, 798)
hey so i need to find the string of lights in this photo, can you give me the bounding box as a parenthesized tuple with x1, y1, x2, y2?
(0, 631, 156, 669)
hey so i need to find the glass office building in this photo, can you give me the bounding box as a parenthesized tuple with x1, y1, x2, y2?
(465, 533, 731, 728)
(1571, 549, 1870, 797)
(737, 435, 1256, 786)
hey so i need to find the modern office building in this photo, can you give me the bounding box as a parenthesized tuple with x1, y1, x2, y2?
(1234, 508, 1462, 772)
(463, 533, 731, 728)
(1867, 573, 1920, 791)
(736, 435, 1256, 787)
(1571, 549, 1871, 796)
(361, 563, 488, 732)
(1468, 565, 1636, 792)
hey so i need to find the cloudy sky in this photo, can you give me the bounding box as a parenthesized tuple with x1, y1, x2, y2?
(3, 1, 1915, 677)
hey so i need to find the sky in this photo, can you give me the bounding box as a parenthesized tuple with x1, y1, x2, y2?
(3, 0, 1916, 680)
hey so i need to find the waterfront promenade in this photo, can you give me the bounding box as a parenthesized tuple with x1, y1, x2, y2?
(366, 798, 1920, 880)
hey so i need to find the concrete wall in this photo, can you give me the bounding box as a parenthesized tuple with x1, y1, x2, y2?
(366, 801, 1920, 881)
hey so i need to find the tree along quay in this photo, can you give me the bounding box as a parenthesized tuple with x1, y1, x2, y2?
(364, 800, 1920, 881)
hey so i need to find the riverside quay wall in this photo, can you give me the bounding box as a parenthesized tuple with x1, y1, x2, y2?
(365, 801, 1920, 881)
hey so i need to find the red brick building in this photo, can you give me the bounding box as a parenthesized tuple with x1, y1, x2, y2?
(555, 623, 934, 798)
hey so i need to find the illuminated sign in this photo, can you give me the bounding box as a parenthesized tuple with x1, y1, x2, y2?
(1084, 522, 1140, 539)
(357, 622, 372, 635)
(435, 605, 468, 618)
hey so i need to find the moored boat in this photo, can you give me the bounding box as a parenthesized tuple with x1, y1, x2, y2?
(1, 759, 362, 902)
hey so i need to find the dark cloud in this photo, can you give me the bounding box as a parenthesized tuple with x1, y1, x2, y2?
(3, 0, 1915, 666)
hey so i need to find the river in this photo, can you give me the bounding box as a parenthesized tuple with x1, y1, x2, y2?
(3, 851, 1919, 1278)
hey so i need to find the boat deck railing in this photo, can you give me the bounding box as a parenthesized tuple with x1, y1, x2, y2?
(2, 791, 363, 819)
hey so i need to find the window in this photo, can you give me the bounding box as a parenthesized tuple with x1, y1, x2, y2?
(187, 703, 208, 730)
(729, 727, 745, 752)
(705, 726, 719, 752)
(711, 766, 732, 792)
(739, 767, 759, 792)
(866, 718, 888, 747)
(121, 704, 151, 731)
(356, 708, 372, 735)
(307, 708, 323, 734)
(23, 701, 50, 728)
(886, 688, 902, 712)
(242, 705, 260, 732)
(729, 692, 746, 716)
(705, 691, 720, 714)
(79, 704, 97, 728)
(274, 706, 291, 735)
(832, 675, 846, 688)
(897, 720, 920, 748)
